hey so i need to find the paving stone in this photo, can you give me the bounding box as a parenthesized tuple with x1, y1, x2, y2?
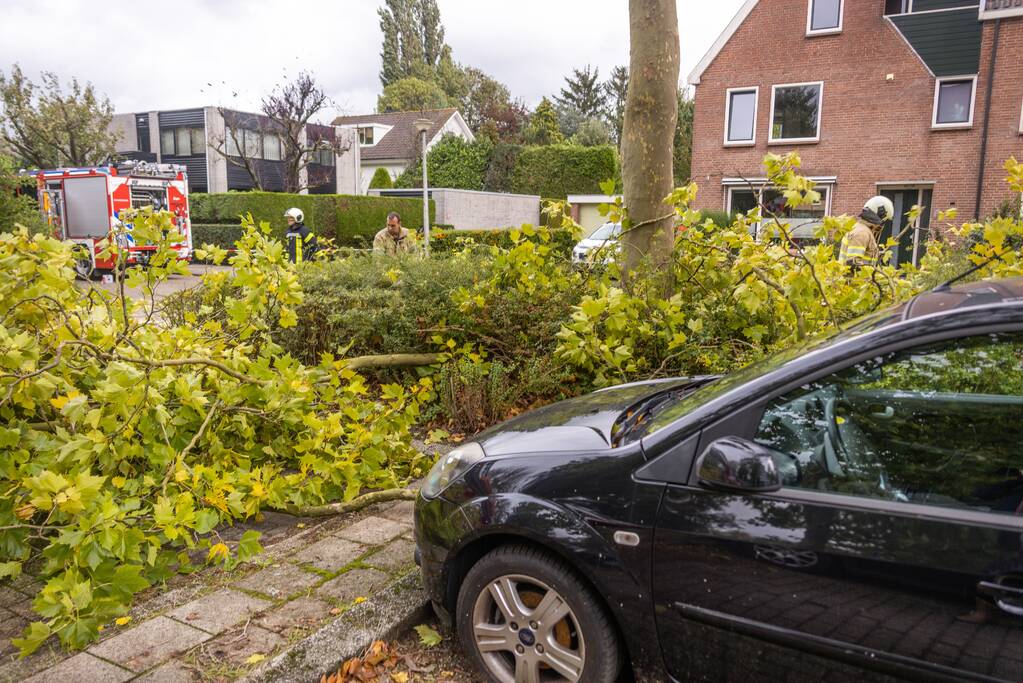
(24, 652, 133, 683)
(292, 536, 366, 572)
(167, 588, 270, 635)
(203, 624, 285, 666)
(134, 660, 201, 683)
(232, 563, 321, 600)
(318, 567, 390, 603)
(335, 516, 408, 545)
(364, 539, 417, 572)
(256, 596, 332, 635)
(380, 500, 415, 523)
(88, 616, 211, 672)
(0, 609, 28, 656)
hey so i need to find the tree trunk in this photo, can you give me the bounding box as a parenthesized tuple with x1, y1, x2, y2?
(342, 353, 444, 370)
(620, 0, 680, 291)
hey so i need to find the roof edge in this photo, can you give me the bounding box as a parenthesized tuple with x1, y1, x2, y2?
(688, 0, 761, 85)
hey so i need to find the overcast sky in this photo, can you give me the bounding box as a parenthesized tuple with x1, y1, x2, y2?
(0, 0, 745, 120)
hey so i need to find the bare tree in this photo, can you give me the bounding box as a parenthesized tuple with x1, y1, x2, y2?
(620, 0, 680, 291)
(211, 72, 351, 193)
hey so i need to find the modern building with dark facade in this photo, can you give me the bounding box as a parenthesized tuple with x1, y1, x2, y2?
(110, 107, 360, 195)
(689, 0, 1023, 266)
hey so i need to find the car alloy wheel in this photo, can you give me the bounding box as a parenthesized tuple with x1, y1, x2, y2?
(457, 545, 620, 683)
(472, 573, 584, 682)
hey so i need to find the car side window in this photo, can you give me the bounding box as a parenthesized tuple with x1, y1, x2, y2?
(754, 333, 1023, 516)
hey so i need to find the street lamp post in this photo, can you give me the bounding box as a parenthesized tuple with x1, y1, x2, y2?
(414, 118, 433, 256)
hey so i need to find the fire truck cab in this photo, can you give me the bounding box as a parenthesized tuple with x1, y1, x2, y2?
(31, 160, 193, 278)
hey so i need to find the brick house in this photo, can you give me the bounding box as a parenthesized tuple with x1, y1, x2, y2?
(689, 0, 1023, 265)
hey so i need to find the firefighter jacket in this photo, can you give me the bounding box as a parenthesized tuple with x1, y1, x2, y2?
(286, 223, 317, 264)
(839, 221, 880, 267)
(373, 227, 415, 256)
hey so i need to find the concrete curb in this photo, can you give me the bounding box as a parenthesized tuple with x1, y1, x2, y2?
(240, 570, 431, 683)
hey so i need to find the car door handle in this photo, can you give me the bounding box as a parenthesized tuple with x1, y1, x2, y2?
(869, 405, 895, 419)
(977, 580, 1023, 617)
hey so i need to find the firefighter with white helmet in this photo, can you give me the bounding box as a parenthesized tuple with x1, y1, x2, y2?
(839, 195, 894, 268)
(284, 207, 317, 264)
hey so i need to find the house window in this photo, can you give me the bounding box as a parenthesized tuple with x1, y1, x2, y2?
(161, 127, 204, 156)
(725, 87, 758, 145)
(243, 129, 262, 158)
(770, 82, 823, 143)
(727, 184, 832, 242)
(807, 0, 843, 34)
(884, 0, 910, 15)
(263, 134, 281, 161)
(359, 127, 374, 145)
(316, 147, 335, 166)
(932, 76, 976, 128)
(226, 128, 241, 157)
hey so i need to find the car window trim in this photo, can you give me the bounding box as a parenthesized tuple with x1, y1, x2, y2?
(759, 486, 1023, 532)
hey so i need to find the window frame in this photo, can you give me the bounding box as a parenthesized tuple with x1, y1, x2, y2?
(1018, 94, 1023, 135)
(724, 86, 759, 147)
(884, 0, 911, 16)
(725, 181, 834, 240)
(769, 81, 824, 144)
(931, 75, 977, 130)
(737, 324, 1023, 529)
(806, 0, 844, 36)
(359, 127, 375, 146)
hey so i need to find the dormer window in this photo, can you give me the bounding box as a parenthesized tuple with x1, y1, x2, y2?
(884, 0, 910, 15)
(358, 127, 374, 145)
(806, 0, 843, 35)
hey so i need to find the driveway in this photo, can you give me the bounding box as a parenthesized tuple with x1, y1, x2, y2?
(77, 263, 231, 302)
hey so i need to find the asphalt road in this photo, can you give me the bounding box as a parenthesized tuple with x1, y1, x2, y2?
(76, 263, 230, 302)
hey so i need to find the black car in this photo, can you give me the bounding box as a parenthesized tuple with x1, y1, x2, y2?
(414, 278, 1023, 683)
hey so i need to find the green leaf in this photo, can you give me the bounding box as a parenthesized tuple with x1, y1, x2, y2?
(414, 623, 443, 647)
(193, 509, 219, 535)
(236, 530, 263, 563)
(13, 621, 51, 656)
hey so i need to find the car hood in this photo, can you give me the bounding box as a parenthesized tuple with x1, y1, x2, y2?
(474, 377, 715, 456)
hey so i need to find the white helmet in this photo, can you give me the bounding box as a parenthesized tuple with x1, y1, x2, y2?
(284, 207, 304, 223)
(862, 196, 895, 226)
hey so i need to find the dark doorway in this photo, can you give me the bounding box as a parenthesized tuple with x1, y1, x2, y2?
(880, 187, 932, 267)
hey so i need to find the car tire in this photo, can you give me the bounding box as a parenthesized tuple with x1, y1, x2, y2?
(456, 544, 621, 683)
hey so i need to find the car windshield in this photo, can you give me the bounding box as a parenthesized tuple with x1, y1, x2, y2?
(588, 223, 620, 241)
(636, 302, 912, 439)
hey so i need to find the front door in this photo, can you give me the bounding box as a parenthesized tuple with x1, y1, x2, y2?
(652, 331, 1023, 681)
(880, 188, 933, 267)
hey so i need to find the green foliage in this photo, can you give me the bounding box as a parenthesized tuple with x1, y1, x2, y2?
(553, 65, 604, 119)
(522, 98, 564, 146)
(395, 134, 493, 191)
(571, 118, 613, 147)
(377, 77, 450, 113)
(190, 224, 243, 254)
(697, 209, 737, 229)
(436, 357, 520, 433)
(605, 65, 628, 144)
(432, 226, 576, 258)
(188, 192, 434, 248)
(0, 213, 432, 654)
(0, 154, 46, 234)
(369, 167, 394, 190)
(674, 89, 694, 186)
(378, 0, 451, 89)
(481, 143, 522, 193)
(509, 144, 619, 198)
(0, 64, 116, 168)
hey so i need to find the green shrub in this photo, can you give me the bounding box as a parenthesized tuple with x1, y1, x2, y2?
(432, 226, 577, 258)
(509, 144, 619, 198)
(395, 135, 493, 191)
(190, 223, 243, 252)
(369, 167, 394, 189)
(188, 192, 434, 248)
(483, 143, 523, 193)
(697, 209, 737, 229)
(436, 357, 520, 433)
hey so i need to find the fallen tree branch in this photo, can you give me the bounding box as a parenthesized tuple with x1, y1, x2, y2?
(285, 488, 417, 517)
(341, 353, 444, 370)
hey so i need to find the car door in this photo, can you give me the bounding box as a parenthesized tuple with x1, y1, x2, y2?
(651, 331, 1023, 682)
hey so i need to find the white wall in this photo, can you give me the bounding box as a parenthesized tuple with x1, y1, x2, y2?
(432, 189, 540, 230)
(335, 127, 361, 195)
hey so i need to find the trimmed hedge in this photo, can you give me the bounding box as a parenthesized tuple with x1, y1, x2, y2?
(189, 192, 435, 248)
(191, 224, 243, 252)
(432, 226, 577, 258)
(509, 145, 619, 199)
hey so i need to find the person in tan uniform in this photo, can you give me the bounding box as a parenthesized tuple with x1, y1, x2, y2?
(373, 212, 416, 256)
(839, 195, 894, 268)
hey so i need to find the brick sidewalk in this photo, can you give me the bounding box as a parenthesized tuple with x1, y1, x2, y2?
(0, 499, 418, 683)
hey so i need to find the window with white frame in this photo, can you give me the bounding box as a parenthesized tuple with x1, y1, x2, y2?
(358, 127, 374, 145)
(770, 82, 823, 143)
(726, 183, 832, 242)
(1019, 95, 1023, 134)
(884, 0, 910, 15)
(725, 87, 758, 145)
(807, 0, 843, 34)
(932, 76, 976, 128)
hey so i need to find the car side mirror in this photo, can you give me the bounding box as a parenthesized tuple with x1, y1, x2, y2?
(696, 436, 782, 493)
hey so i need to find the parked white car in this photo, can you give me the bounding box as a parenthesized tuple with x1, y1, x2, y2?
(572, 222, 621, 263)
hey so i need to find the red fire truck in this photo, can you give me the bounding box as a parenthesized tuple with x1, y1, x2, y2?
(28, 160, 193, 278)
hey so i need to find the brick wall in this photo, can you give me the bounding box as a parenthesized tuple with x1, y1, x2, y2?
(690, 0, 1023, 223)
